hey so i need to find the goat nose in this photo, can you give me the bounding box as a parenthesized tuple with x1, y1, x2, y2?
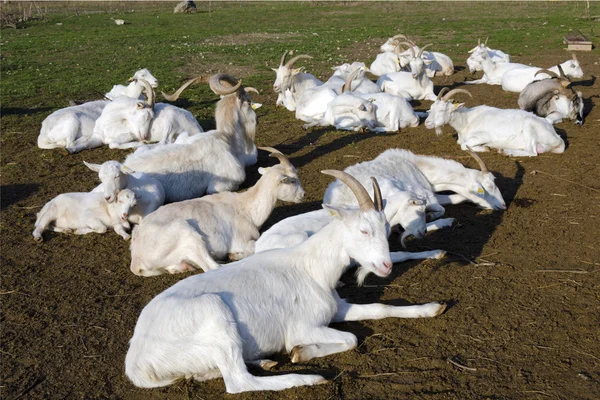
(501, 202, 507, 210)
(383, 261, 392, 271)
(122, 213, 128, 219)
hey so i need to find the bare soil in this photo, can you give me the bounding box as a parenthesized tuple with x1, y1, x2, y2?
(2, 45, 599, 400)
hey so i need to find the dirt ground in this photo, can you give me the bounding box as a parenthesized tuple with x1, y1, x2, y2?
(2, 43, 600, 399)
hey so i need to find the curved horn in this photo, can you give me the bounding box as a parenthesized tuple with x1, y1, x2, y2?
(571, 52, 578, 62)
(209, 73, 242, 96)
(342, 67, 362, 94)
(370, 177, 383, 212)
(534, 69, 558, 79)
(258, 146, 293, 170)
(477, 38, 481, 46)
(442, 88, 472, 102)
(466, 146, 489, 174)
(396, 41, 415, 58)
(557, 64, 570, 81)
(391, 34, 409, 41)
(161, 75, 203, 102)
(138, 79, 154, 108)
(417, 43, 433, 58)
(484, 37, 489, 46)
(321, 170, 375, 212)
(284, 54, 312, 69)
(244, 87, 259, 94)
(437, 87, 450, 100)
(279, 50, 289, 67)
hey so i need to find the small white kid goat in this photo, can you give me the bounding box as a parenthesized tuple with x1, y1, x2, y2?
(129, 147, 305, 276)
(125, 170, 446, 393)
(33, 189, 136, 241)
(424, 88, 565, 156)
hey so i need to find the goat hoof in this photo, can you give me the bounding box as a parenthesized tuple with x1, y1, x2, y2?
(63, 229, 73, 234)
(433, 251, 447, 259)
(290, 345, 306, 363)
(259, 360, 278, 370)
(33, 236, 43, 243)
(434, 302, 448, 317)
(122, 234, 131, 241)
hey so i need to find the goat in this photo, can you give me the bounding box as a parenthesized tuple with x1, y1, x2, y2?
(466, 38, 510, 74)
(356, 92, 419, 132)
(323, 152, 448, 243)
(370, 148, 506, 210)
(465, 48, 528, 85)
(519, 68, 584, 125)
(369, 51, 402, 77)
(424, 88, 565, 156)
(85, 161, 165, 224)
(501, 53, 584, 93)
(129, 148, 305, 277)
(32, 189, 136, 242)
(381, 35, 454, 77)
(326, 62, 381, 94)
(302, 69, 378, 131)
(37, 100, 109, 152)
(105, 68, 159, 100)
(272, 51, 322, 111)
(124, 74, 258, 203)
(125, 170, 446, 393)
(376, 43, 436, 101)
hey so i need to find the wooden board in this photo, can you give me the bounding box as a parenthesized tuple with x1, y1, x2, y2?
(563, 29, 592, 51)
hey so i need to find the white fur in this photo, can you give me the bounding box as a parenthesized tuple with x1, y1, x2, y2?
(37, 100, 108, 152)
(32, 189, 136, 241)
(129, 159, 305, 276)
(356, 92, 419, 132)
(369, 52, 402, 77)
(501, 58, 584, 93)
(466, 43, 510, 73)
(376, 53, 436, 101)
(465, 48, 527, 85)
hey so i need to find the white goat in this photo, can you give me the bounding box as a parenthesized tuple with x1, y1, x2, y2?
(326, 62, 381, 94)
(303, 69, 378, 132)
(125, 170, 446, 393)
(32, 189, 136, 242)
(381, 35, 454, 77)
(105, 68, 159, 100)
(501, 53, 584, 93)
(124, 74, 258, 203)
(424, 88, 565, 156)
(323, 153, 449, 242)
(356, 92, 419, 132)
(466, 38, 510, 74)
(376, 43, 436, 101)
(272, 51, 323, 112)
(518, 68, 584, 126)
(37, 100, 109, 152)
(85, 161, 165, 224)
(369, 51, 402, 77)
(465, 49, 527, 85)
(129, 148, 304, 276)
(371, 148, 506, 210)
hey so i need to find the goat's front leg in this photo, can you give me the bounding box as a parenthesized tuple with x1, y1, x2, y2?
(229, 240, 256, 261)
(436, 193, 467, 205)
(390, 249, 446, 263)
(66, 135, 104, 154)
(113, 222, 132, 240)
(426, 218, 455, 232)
(288, 327, 358, 363)
(332, 291, 446, 322)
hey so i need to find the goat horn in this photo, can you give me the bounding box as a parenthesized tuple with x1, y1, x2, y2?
(209, 73, 242, 96)
(138, 79, 154, 108)
(442, 88, 472, 102)
(284, 54, 312, 69)
(396, 41, 415, 58)
(342, 67, 361, 94)
(322, 170, 375, 212)
(244, 87, 259, 94)
(477, 38, 481, 46)
(534, 69, 558, 79)
(279, 50, 289, 67)
(466, 146, 489, 174)
(571, 52, 578, 62)
(437, 87, 450, 100)
(258, 146, 293, 170)
(161, 75, 203, 102)
(370, 177, 383, 212)
(484, 37, 489, 46)
(556, 64, 571, 82)
(417, 43, 433, 58)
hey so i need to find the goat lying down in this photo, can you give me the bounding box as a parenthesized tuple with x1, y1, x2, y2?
(124, 73, 258, 203)
(129, 148, 305, 277)
(518, 68, 584, 126)
(425, 88, 565, 157)
(125, 170, 446, 394)
(105, 68, 159, 100)
(33, 189, 136, 242)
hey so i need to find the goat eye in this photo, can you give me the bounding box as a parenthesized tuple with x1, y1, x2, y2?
(360, 230, 369, 235)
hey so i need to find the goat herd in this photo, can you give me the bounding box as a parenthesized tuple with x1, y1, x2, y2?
(31, 34, 585, 394)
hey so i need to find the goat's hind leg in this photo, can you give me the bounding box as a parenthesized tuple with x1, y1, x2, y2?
(196, 295, 325, 393)
(289, 326, 358, 364)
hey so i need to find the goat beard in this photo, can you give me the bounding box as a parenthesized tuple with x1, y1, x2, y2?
(355, 266, 371, 286)
(435, 127, 443, 136)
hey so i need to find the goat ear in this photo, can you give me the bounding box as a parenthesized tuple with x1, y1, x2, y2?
(258, 167, 268, 175)
(409, 199, 425, 206)
(423, 59, 434, 65)
(120, 165, 135, 174)
(271, 68, 278, 72)
(83, 161, 101, 172)
(454, 103, 465, 109)
(358, 104, 367, 112)
(292, 68, 302, 75)
(322, 204, 348, 219)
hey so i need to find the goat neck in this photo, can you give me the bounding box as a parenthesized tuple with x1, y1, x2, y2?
(236, 168, 284, 228)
